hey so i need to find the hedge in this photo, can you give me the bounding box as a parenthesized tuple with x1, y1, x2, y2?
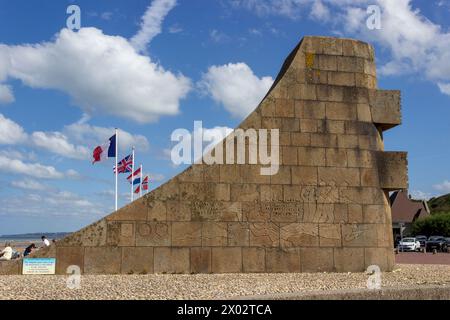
(411, 212, 450, 237)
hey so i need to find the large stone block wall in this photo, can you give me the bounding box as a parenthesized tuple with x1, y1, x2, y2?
(1, 36, 408, 275)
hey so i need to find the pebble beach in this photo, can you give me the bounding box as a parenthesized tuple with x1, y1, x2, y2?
(0, 264, 448, 300)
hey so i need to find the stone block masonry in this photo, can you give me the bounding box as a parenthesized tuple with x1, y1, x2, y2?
(0, 36, 407, 274)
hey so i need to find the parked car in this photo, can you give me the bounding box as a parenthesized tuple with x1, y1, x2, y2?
(426, 236, 447, 252)
(398, 237, 421, 252)
(415, 235, 428, 248)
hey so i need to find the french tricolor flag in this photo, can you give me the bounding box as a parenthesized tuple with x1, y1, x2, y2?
(92, 134, 116, 164)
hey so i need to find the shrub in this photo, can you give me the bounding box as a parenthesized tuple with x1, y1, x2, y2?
(411, 212, 450, 237)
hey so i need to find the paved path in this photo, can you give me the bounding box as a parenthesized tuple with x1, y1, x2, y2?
(234, 285, 450, 300)
(395, 252, 450, 265)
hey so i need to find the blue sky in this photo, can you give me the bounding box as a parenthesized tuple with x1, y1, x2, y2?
(0, 0, 449, 234)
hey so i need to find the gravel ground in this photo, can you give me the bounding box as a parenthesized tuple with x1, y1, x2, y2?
(0, 264, 449, 300)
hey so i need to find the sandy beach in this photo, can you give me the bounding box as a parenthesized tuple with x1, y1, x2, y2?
(0, 238, 62, 255)
(1, 240, 37, 251)
(0, 264, 448, 300)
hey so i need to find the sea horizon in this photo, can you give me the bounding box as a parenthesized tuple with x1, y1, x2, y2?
(0, 232, 71, 241)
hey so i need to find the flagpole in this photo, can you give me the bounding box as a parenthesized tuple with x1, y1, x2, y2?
(115, 128, 118, 211)
(140, 164, 143, 198)
(131, 146, 135, 203)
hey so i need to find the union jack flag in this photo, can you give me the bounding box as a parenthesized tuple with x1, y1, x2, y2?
(114, 154, 133, 174)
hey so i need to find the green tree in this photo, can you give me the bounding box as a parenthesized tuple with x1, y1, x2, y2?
(411, 212, 450, 236)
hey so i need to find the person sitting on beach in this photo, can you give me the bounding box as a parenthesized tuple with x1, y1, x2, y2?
(0, 243, 13, 261)
(41, 236, 50, 247)
(11, 250, 21, 260)
(23, 243, 36, 257)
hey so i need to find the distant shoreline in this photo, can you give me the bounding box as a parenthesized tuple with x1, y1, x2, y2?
(0, 233, 70, 252)
(0, 232, 71, 240)
(0, 233, 71, 250)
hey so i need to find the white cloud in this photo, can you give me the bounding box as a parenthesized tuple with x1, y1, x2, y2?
(0, 148, 36, 161)
(100, 12, 113, 20)
(233, 0, 450, 97)
(95, 190, 115, 198)
(0, 155, 66, 179)
(233, 1, 366, 20)
(169, 125, 233, 166)
(168, 24, 183, 34)
(310, 0, 330, 21)
(161, 148, 173, 160)
(433, 180, 450, 193)
(379, 60, 413, 77)
(342, 0, 450, 96)
(0, 113, 149, 160)
(340, 6, 366, 32)
(342, 1, 447, 76)
(438, 83, 450, 96)
(0, 113, 27, 145)
(46, 191, 93, 208)
(200, 63, 273, 118)
(11, 178, 48, 191)
(210, 29, 230, 43)
(65, 169, 82, 180)
(203, 126, 234, 147)
(64, 117, 150, 153)
(173, 125, 234, 148)
(130, 0, 177, 52)
(231, 0, 306, 19)
(0, 27, 191, 123)
(248, 28, 263, 36)
(31, 131, 90, 160)
(0, 84, 14, 104)
(410, 190, 432, 201)
(0, 190, 106, 218)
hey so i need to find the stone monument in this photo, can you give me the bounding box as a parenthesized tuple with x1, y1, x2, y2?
(0, 36, 408, 275)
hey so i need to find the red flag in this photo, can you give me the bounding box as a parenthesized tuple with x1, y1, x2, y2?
(92, 146, 104, 164)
